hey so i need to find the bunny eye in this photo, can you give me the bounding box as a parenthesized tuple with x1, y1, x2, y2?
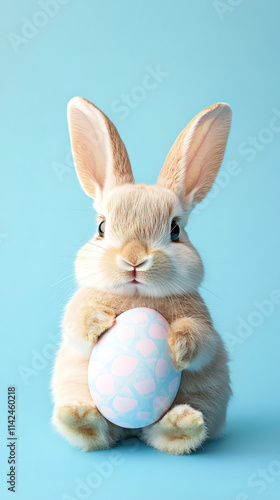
(98, 221, 105, 237)
(171, 220, 180, 241)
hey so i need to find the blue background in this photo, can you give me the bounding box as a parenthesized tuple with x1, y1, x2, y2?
(1, 1, 280, 499)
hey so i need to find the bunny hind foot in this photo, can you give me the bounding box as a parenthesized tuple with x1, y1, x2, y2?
(141, 404, 206, 455)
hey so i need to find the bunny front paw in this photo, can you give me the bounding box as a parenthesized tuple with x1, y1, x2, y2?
(168, 317, 199, 371)
(82, 305, 116, 344)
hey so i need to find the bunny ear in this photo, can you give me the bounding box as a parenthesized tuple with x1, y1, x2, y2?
(157, 103, 232, 209)
(67, 97, 134, 200)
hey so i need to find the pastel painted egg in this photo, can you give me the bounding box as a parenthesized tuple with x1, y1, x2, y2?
(88, 308, 181, 428)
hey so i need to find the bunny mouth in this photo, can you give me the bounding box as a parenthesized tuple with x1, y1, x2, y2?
(129, 279, 141, 285)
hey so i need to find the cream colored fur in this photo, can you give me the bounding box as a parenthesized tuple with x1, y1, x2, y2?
(52, 97, 232, 455)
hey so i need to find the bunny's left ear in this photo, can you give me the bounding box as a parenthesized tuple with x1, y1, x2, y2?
(157, 103, 232, 208)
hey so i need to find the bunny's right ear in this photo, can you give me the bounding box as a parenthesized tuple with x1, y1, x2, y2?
(67, 97, 134, 201)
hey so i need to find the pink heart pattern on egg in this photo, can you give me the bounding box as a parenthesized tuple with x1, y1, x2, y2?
(88, 308, 181, 429)
(111, 355, 138, 376)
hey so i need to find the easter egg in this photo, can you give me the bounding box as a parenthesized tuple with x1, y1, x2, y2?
(88, 307, 181, 429)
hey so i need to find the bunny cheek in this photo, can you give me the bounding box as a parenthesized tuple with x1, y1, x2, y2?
(74, 239, 106, 289)
(165, 240, 204, 294)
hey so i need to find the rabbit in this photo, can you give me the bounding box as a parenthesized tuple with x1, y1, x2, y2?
(51, 96, 232, 455)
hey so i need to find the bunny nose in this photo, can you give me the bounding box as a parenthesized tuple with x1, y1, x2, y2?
(117, 240, 153, 271)
(117, 257, 153, 271)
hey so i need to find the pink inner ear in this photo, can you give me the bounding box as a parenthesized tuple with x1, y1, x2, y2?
(90, 156, 105, 191)
(184, 116, 217, 196)
(78, 109, 108, 190)
(68, 96, 134, 199)
(68, 101, 109, 197)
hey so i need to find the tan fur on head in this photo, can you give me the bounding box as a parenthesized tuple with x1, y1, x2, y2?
(52, 98, 232, 454)
(75, 183, 204, 297)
